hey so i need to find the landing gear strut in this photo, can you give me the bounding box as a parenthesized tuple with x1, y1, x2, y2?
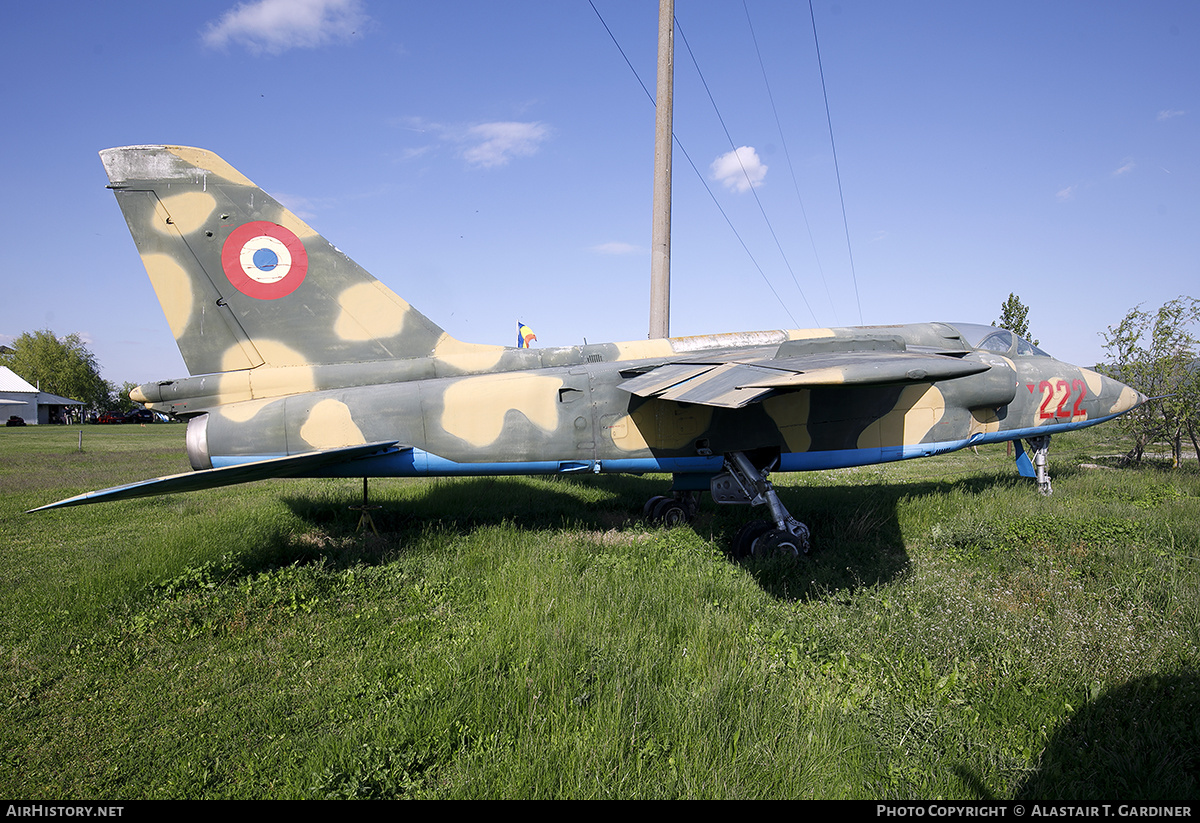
(1027, 435, 1053, 496)
(1014, 436, 1053, 496)
(711, 452, 811, 559)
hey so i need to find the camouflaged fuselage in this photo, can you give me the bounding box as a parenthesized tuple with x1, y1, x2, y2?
(142, 324, 1140, 483)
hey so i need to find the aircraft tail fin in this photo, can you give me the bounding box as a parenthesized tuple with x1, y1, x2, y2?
(100, 145, 465, 375)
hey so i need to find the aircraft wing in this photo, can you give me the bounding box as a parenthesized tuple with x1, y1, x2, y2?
(29, 441, 404, 512)
(619, 350, 990, 409)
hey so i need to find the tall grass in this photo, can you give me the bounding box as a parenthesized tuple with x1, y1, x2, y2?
(2, 425, 1197, 798)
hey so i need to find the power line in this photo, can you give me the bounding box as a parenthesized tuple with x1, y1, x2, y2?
(588, 0, 802, 329)
(742, 0, 839, 325)
(809, 0, 864, 325)
(675, 17, 818, 326)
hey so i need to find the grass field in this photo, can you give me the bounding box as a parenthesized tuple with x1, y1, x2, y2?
(2, 423, 1198, 799)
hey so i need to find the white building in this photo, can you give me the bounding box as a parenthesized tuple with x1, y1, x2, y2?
(0, 366, 83, 424)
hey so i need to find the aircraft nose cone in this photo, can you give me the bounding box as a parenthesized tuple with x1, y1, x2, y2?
(1099, 374, 1146, 417)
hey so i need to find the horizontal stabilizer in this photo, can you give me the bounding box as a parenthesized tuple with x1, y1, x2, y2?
(29, 441, 404, 512)
(619, 351, 990, 409)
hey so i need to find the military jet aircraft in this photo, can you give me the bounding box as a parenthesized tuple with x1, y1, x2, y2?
(32, 146, 1146, 557)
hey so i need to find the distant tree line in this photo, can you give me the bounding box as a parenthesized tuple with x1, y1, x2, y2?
(0, 329, 141, 416)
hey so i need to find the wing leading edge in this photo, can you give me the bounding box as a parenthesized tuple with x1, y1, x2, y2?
(618, 350, 990, 409)
(29, 442, 405, 512)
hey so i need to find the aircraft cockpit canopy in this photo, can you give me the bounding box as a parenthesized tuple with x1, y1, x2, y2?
(953, 323, 1051, 358)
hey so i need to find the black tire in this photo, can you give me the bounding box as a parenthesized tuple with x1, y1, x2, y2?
(732, 520, 772, 558)
(753, 528, 804, 560)
(642, 495, 666, 521)
(653, 497, 690, 528)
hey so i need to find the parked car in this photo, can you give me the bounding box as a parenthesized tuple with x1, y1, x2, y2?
(96, 412, 123, 424)
(122, 409, 157, 424)
(6, 415, 26, 427)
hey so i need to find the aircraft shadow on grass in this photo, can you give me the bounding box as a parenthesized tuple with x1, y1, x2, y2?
(268, 470, 1041, 603)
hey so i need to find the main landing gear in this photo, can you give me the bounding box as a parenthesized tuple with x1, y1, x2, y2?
(713, 452, 811, 559)
(641, 451, 812, 560)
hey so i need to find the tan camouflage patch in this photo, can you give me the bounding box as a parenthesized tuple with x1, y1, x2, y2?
(249, 365, 317, 399)
(1112, 384, 1141, 416)
(169, 147, 255, 187)
(609, 401, 713, 452)
(600, 415, 648, 453)
(157, 191, 217, 235)
(139, 253, 193, 339)
(785, 328, 835, 341)
(300, 399, 366, 449)
(442, 372, 563, 447)
(606, 410, 650, 453)
(613, 339, 675, 361)
(215, 343, 315, 404)
(969, 407, 1001, 436)
(763, 392, 813, 453)
(858, 385, 946, 448)
(334, 282, 410, 341)
(213, 344, 259, 374)
(433, 333, 506, 373)
(216, 370, 254, 406)
(242, 340, 310, 368)
(1080, 368, 1104, 397)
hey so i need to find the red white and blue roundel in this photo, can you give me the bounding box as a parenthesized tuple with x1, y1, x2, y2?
(221, 221, 308, 300)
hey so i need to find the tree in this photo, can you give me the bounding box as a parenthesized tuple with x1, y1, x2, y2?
(113, 381, 141, 414)
(0, 330, 112, 411)
(993, 293, 1038, 345)
(1099, 297, 1200, 466)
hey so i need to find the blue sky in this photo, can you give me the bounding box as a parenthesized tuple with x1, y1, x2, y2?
(1, 1, 1196, 385)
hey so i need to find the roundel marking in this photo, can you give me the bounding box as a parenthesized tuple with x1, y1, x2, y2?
(221, 221, 308, 299)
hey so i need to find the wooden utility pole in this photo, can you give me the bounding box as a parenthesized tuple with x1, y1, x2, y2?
(648, 0, 674, 340)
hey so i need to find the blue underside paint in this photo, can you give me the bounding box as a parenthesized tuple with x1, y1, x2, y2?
(208, 410, 1130, 480)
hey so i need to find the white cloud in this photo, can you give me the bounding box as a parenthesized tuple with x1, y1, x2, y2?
(203, 0, 366, 55)
(388, 117, 551, 168)
(1056, 185, 1076, 201)
(1157, 109, 1185, 121)
(461, 122, 550, 168)
(590, 242, 641, 255)
(1112, 159, 1136, 176)
(710, 146, 767, 193)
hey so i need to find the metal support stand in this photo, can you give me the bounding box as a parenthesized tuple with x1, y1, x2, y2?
(350, 477, 380, 534)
